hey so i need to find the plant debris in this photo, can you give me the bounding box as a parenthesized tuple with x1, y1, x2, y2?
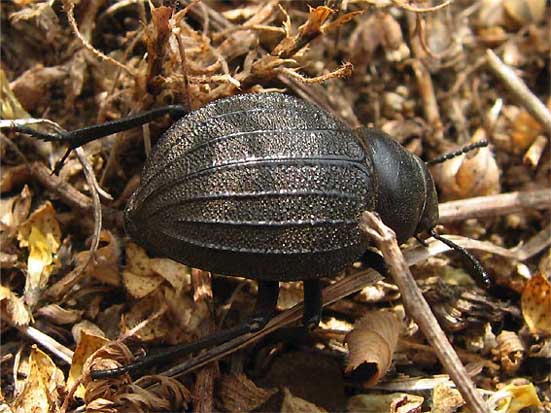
(1, 0, 550, 412)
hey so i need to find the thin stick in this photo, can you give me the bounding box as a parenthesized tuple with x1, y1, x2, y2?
(15, 325, 74, 364)
(486, 49, 551, 135)
(359, 211, 489, 413)
(191, 269, 217, 413)
(438, 189, 551, 224)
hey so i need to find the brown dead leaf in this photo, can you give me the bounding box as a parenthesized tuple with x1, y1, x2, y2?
(77, 230, 121, 287)
(0, 185, 31, 236)
(521, 273, 551, 335)
(495, 330, 525, 375)
(12, 346, 65, 413)
(0, 165, 31, 195)
(67, 331, 109, 400)
(433, 136, 501, 201)
(431, 384, 464, 413)
(122, 243, 163, 299)
(504, 0, 547, 25)
(217, 373, 278, 413)
(122, 293, 170, 342)
(10, 64, 66, 113)
(35, 303, 83, 325)
(149, 257, 191, 292)
(163, 288, 209, 344)
(72, 320, 106, 343)
(17, 202, 61, 306)
(281, 388, 327, 413)
(347, 393, 424, 413)
(510, 110, 544, 151)
(345, 311, 401, 386)
(0, 285, 31, 326)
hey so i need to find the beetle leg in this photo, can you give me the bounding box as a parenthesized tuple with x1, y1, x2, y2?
(90, 279, 279, 380)
(12, 105, 188, 148)
(303, 279, 322, 330)
(359, 249, 389, 278)
(248, 280, 280, 332)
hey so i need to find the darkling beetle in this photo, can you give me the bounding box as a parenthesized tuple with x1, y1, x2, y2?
(15, 93, 490, 379)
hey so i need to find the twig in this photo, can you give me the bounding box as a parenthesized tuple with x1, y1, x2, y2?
(438, 189, 551, 224)
(191, 269, 217, 413)
(15, 325, 74, 364)
(359, 211, 489, 413)
(486, 49, 551, 135)
(73, 147, 103, 280)
(158, 227, 546, 378)
(30, 162, 123, 227)
(62, 0, 134, 76)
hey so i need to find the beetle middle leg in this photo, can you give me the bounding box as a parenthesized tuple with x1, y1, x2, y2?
(303, 279, 322, 330)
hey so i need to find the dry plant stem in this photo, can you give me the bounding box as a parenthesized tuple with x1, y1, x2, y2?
(191, 269, 217, 413)
(15, 325, 73, 364)
(438, 189, 551, 224)
(359, 212, 489, 413)
(30, 162, 123, 227)
(486, 50, 551, 135)
(74, 147, 102, 276)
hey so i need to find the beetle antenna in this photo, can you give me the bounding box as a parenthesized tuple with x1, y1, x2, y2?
(426, 140, 488, 166)
(429, 229, 491, 288)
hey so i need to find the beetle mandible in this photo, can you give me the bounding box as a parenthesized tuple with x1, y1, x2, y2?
(15, 92, 489, 378)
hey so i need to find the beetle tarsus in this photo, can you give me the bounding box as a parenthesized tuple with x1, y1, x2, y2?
(303, 279, 322, 330)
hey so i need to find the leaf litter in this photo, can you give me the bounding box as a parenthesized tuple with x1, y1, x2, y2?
(1, 0, 550, 412)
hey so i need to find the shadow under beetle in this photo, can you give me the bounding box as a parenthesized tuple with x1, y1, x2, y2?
(15, 93, 490, 379)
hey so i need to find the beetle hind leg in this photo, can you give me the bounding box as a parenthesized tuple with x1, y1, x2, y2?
(248, 280, 280, 332)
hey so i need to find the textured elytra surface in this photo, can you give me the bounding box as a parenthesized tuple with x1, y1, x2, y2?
(125, 93, 376, 280)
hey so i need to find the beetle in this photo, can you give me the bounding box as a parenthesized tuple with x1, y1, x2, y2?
(15, 92, 489, 379)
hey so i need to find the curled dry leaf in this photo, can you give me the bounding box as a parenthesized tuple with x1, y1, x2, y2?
(149, 257, 191, 292)
(12, 346, 65, 413)
(510, 110, 544, 151)
(112, 375, 191, 413)
(503, 0, 547, 26)
(163, 288, 209, 344)
(0, 285, 30, 326)
(217, 373, 278, 413)
(67, 331, 109, 400)
(17, 202, 61, 307)
(281, 388, 327, 413)
(0, 185, 31, 235)
(35, 303, 83, 325)
(344, 311, 401, 386)
(495, 330, 526, 375)
(521, 273, 551, 335)
(433, 136, 501, 201)
(72, 320, 106, 343)
(346, 393, 424, 413)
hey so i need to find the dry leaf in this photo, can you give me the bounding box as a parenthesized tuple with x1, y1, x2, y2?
(35, 304, 83, 325)
(17, 202, 61, 306)
(0, 285, 30, 326)
(66, 331, 109, 400)
(345, 311, 401, 386)
(510, 110, 544, 151)
(347, 393, 424, 413)
(217, 373, 278, 412)
(0, 165, 31, 195)
(0, 68, 30, 119)
(122, 294, 170, 342)
(494, 383, 542, 413)
(0, 185, 32, 236)
(495, 331, 525, 375)
(504, 0, 547, 25)
(281, 388, 327, 413)
(434, 136, 501, 201)
(431, 384, 464, 413)
(521, 273, 551, 335)
(149, 257, 190, 292)
(12, 346, 65, 413)
(122, 243, 163, 299)
(77, 230, 121, 287)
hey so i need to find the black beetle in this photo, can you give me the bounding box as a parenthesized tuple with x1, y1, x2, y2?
(15, 92, 489, 378)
